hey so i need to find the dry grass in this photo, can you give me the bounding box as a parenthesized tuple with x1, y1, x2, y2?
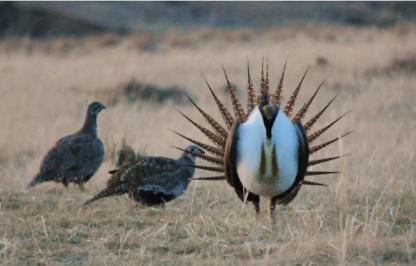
(0, 25, 415, 265)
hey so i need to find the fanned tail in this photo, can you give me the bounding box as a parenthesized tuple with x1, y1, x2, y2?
(309, 131, 352, 154)
(175, 108, 225, 147)
(293, 80, 325, 122)
(258, 57, 270, 106)
(271, 60, 286, 105)
(189, 164, 224, 173)
(172, 130, 224, 157)
(172, 146, 224, 165)
(223, 67, 247, 122)
(302, 180, 328, 186)
(246, 58, 256, 113)
(204, 76, 235, 129)
(308, 112, 350, 143)
(191, 176, 226, 181)
(308, 154, 347, 166)
(284, 67, 309, 118)
(185, 94, 228, 138)
(304, 93, 339, 131)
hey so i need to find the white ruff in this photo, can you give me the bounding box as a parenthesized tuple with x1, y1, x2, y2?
(236, 107, 299, 197)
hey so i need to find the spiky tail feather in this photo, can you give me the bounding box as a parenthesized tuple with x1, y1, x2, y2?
(83, 184, 128, 207)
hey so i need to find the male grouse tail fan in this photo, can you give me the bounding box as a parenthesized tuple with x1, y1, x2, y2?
(174, 59, 350, 221)
(83, 145, 204, 207)
(27, 102, 106, 191)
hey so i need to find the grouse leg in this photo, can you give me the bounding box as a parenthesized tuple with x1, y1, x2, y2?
(269, 198, 278, 226)
(78, 183, 85, 192)
(253, 201, 260, 213)
(253, 201, 260, 221)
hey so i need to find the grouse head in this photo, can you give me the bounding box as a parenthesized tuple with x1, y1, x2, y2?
(88, 101, 106, 116)
(259, 104, 280, 140)
(80, 101, 106, 135)
(183, 145, 205, 161)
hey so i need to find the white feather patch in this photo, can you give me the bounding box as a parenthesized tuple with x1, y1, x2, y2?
(236, 107, 299, 197)
(272, 109, 299, 193)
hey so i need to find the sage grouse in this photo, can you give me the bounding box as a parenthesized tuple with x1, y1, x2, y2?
(83, 145, 204, 206)
(174, 59, 350, 220)
(28, 102, 106, 190)
(116, 138, 140, 167)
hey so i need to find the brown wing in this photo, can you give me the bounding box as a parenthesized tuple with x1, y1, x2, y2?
(224, 121, 260, 204)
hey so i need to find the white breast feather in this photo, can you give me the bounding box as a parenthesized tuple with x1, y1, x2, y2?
(272, 110, 299, 193)
(236, 107, 299, 197)
(236, 108, 267, 195)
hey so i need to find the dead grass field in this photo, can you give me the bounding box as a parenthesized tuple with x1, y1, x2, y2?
(0, 25, 415, 265)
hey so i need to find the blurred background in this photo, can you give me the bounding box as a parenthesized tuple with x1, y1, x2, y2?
(2, 2, 416, 36)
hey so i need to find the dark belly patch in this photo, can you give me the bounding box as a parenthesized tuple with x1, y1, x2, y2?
(133, 190, 176, 206)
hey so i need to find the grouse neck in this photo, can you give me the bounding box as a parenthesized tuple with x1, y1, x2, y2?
(80, 112, 98, 136)
(179, 154, 195, 177)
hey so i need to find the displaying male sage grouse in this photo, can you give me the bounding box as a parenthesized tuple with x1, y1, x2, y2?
(28, 102, 106, 190)
(83, 145, 204, 206)
(174, 59, 350, 220)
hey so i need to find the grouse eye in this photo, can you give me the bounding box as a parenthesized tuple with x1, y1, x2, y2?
(89, 102, 105, 114)
(91, 105, 99, 113)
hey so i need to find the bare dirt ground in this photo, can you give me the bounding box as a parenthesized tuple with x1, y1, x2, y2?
(0, 25, 415, 265)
